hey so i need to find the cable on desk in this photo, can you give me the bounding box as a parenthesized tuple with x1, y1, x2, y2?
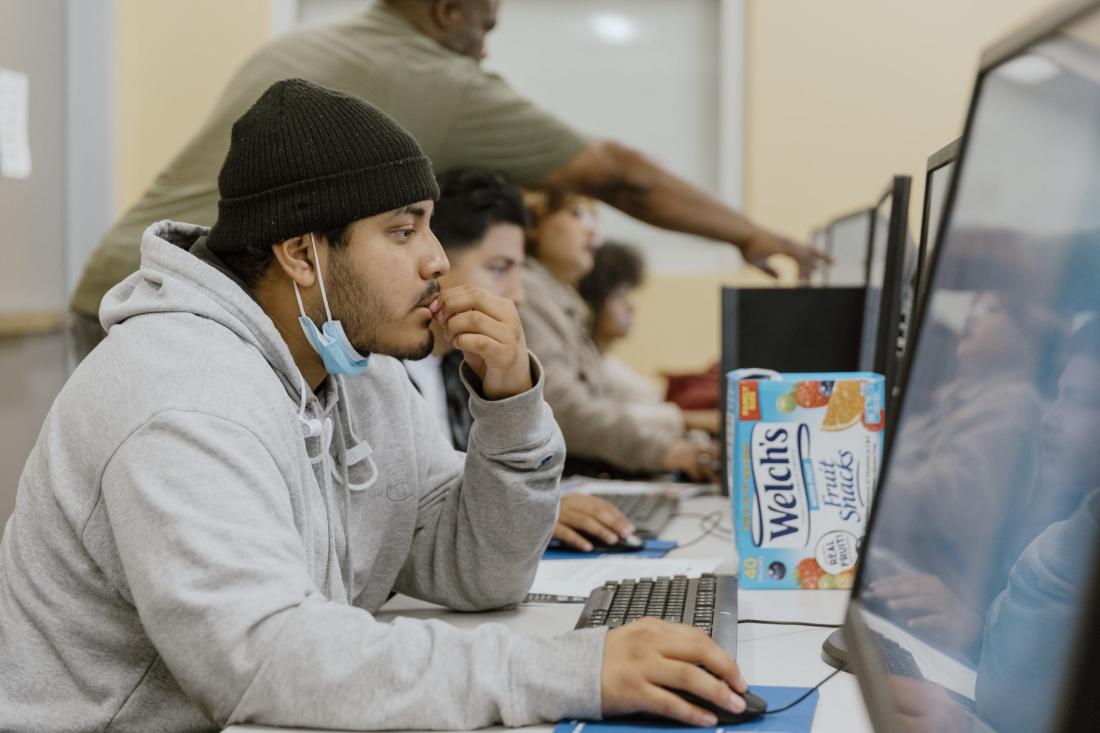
(672, 511, 726, 549)
(763, 667, 844, 715)
(669, 511, 734, 537)
(739, 619, 843, 629)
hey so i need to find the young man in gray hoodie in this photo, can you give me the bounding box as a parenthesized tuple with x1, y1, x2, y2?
(0, 79, 749, 732)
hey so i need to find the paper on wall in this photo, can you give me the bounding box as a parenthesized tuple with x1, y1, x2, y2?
(0, 68, 32, 179)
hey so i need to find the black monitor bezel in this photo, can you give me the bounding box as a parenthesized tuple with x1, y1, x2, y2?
(844, 3, 1100, 732)
(864, 175, 911, 397)
(915, 138, 961, 319)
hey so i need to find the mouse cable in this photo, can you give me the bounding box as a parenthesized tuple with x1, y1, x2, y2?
(672, 511, 726, 549)
(669, 511, 734, 536)
(738, 619, 843, 629)
(762, 666, 845, 715)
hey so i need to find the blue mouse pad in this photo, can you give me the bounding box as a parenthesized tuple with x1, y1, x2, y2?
(543, 538, 678, 560)
(553, 685, 818, 732)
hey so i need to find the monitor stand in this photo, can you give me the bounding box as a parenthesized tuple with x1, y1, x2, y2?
(821, 629, 852, 672)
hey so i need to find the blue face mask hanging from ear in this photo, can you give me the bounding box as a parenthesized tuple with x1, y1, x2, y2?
(294, 233, 371, 377)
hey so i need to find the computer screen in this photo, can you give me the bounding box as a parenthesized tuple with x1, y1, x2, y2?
(848, 6, 1100, 733)
(826, 209, 873, 287)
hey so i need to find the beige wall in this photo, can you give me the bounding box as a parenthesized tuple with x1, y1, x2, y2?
(114, 0, 270, 215)
(743, 0, 1053, 241)
(618, 0, 1056, 381)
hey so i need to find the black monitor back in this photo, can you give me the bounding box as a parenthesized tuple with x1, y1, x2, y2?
(718, 286, 865, 495)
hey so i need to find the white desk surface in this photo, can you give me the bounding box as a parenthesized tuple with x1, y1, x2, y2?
(227, 493, 873, 733)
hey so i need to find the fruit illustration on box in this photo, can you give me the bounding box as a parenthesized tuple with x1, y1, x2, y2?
(822, 381, 865, 431)
(794, 380, 833, 409)
(795, 558, 825, 588)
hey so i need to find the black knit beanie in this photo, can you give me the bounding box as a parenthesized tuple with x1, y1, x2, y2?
(206, 78, 440, 255)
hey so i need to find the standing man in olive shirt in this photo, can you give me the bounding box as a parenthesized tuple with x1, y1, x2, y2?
(70, 0, 823, 359)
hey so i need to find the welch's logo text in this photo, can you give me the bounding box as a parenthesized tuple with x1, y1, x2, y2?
(750, 423, 812, 548)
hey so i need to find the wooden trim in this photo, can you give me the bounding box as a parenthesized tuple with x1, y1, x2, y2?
(0, 310, 65, 339)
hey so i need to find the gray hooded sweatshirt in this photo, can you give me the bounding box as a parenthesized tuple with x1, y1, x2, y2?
(0, 221, 605, 732)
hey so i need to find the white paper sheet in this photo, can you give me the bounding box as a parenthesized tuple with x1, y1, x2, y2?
(529, 557, 723, 598)
(0, 68, 32, 179)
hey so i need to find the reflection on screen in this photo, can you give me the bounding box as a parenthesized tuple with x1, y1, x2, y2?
(856, 15, 1100, 733)
(828, 211, 872, 287)
(859, 197, 892, 372)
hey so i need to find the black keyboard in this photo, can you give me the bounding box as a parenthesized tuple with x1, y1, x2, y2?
(574, 573, 738, 654)
(591, 492, 680, 538)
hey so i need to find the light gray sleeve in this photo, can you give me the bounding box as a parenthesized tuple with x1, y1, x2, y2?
(101, 409, 603, 730)
(393, 353, 566, 610)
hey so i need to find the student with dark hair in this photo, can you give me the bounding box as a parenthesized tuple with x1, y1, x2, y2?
(0, 81, 752, 731)
(578, 242, 720, 436)
(405, 169, 638, 551)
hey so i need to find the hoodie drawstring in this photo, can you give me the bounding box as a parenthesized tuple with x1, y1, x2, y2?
(298, 373, 380, 605)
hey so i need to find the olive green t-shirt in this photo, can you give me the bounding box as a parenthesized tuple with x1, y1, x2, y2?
(71, 2, 588, 317)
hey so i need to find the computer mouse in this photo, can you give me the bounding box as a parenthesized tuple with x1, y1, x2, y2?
(677, 688, 767, 725)
(578, 531, 645, 553)
(611, 688, 767, 726)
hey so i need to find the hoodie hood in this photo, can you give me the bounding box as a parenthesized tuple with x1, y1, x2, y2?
(102, 220, 380, 603)
(101, 220, 308, 407)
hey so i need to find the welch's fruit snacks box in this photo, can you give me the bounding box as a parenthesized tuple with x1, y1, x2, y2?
(727, 370, 885, 589)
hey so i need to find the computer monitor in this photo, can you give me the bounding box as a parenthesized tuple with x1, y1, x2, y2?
(845, 3, 1100, 731)
(857, 177, 912, 393)
(819, 208, 874, 287)
(916, 139, 961, 315)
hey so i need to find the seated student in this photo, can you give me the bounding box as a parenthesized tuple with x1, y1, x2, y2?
(518, 192, 719, 482)
(0, 80, 750, 731)
(404, 168, 637, 551)
(578, 240, 720, 436)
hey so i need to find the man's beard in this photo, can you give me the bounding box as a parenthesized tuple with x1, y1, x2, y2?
(322, 252, 436, 360)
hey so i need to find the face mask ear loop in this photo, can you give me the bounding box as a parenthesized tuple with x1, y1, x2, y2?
(333, 377, 380, 493)
(334, 423, 355, 605)
(309, 233, 335, 323)
(294, 280, 309, 320)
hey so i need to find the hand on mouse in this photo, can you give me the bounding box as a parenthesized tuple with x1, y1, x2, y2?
(602, 618, 748, 727)
(554, 494, 635, 552)
(432, 285, 532, 400)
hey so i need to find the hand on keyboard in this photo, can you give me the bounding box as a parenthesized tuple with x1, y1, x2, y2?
(555, 494, 636, 551)
(601, 617, 748, 727)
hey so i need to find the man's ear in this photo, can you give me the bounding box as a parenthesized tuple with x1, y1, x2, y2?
(271, 235, 320, 289)
(430, 0, 465, 31)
